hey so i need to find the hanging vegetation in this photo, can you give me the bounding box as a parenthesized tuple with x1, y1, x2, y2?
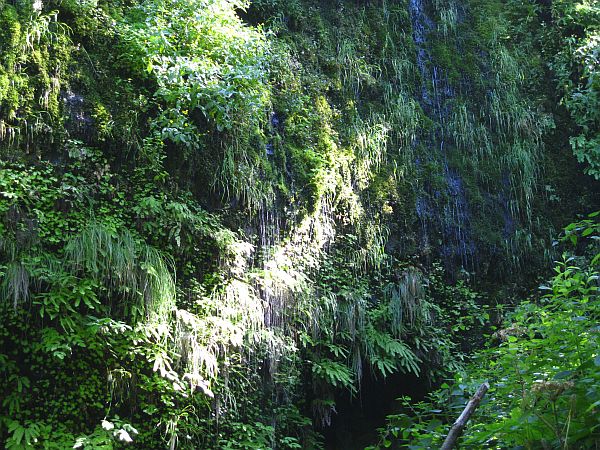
(0, 0, 598, 448)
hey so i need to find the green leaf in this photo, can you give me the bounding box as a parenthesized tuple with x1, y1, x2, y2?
(13, 426, 24, 444)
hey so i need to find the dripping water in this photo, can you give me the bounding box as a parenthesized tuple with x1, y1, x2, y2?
(257, 202, 283, 330)
(409, 0, 474, 273)
(61, 91, 94, 140)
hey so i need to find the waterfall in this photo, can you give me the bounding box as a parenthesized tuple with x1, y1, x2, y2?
(409, 0, 475, 272)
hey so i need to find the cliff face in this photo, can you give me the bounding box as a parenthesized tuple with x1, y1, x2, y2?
(0, 0, 597, 448)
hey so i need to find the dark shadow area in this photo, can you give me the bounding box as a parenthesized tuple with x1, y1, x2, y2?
(323, 372, 429, 450)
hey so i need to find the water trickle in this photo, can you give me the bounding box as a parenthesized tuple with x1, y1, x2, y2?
(270, 112, 281, 129)
(410, 0, 434, 111)
(257, 203, 283, 329)
(441, 169, 474, 269)
(61, 91, 94, 139)
(409, 0, 474, 272)
(501, 173, 516, 239)
(265, 112, 282, 156)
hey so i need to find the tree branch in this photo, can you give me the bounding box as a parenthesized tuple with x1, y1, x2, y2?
(440, 382, 490, 450)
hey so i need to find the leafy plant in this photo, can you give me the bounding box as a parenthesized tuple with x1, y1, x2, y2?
(370, 213, 600, 449)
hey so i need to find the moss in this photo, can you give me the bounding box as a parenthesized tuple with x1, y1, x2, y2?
(430, 41, 454, 69)
(91, 103, 113, 141)
(0, 5, 21, 52)
(430, 40, 475, 82)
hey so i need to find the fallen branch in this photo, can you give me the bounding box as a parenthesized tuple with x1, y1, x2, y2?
(440, 382, 490, 450)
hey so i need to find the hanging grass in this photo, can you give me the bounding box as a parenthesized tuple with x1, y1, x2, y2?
(64, 222, 176, 323)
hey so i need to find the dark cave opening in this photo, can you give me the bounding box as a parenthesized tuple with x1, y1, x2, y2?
(323, 371, 429, 449)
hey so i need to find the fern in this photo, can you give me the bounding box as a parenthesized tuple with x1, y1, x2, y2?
(311, 359, 354, 390)
(365, 326, 421, 377)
